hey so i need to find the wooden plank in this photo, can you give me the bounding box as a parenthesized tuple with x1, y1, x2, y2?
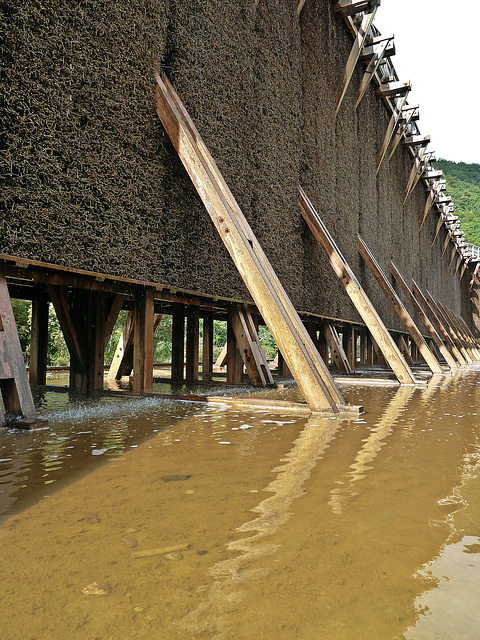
(390, 262, 457, 370)
(323, 322, 353, 374)
(335, 6, 378, 116)
(226, 314, 243, 384)
(29, 296, 49, 386)
(171, 304, 185, 384)
(356, 37, 393, 109)
(47, 285, 84, 371)
(202, 314, 214, 378)
(297, 0, 307, 14)
(107, 310, 134, 380)
(358, 237, 443, 374)
(299, 189, 416, 384)
(376, 92, 409, 174)
(228, 305, 274, 386)
(427, 293, 472, 363)
(333, 0, 379, 17)
(133, 287, 154, 393)
(410, 281, 466, 365)
(419, 181, 442, 231)
(437, 301, 478, 360)
(0, 271, 40, 427)
(403, 146, 428, 204)
(104, 294, 126, 347)
(92, 292, 106, 391)
(386, 106, 419, 160)
(155, 72, 346, 412)
(397, 335, 414, 366)
(215, 342, 227, 368)
(186, 306, 200, 382)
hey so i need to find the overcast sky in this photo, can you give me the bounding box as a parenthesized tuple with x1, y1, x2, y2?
(373, 0, 479, 165)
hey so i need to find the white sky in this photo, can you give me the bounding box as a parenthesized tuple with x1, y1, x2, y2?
(373, 0, 480, 165)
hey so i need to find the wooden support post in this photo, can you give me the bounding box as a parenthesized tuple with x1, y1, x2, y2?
(29, 295, 49, 386)
(387, 107, 419, 160)
(366, 334, 374, 366)
(397, 335, 414, 366)
(277, 350, 292, 377)
(299, 189, 416, 384)
(358, 236, 443, 374)
(435, 299, 477, 362)
(371, 335, 387, 366)
(403, 147, 428, 204)
(226, 314, 243, 384)
(323, 322, 352, 374)
(104, 294, 126, 347)
(297, 0, 307, 14)
(186, 307, 200, 382)
(171, 304, 185, 384)
(410, 280, 466, 366)
(91, 291, 106, 391)
(376, 92, 410, 174)
(343, 326, 355, 370)
(228, 305, 274, 387)
(155, 72, 346, 412)
(0, 272, 43, 428)
(335, 4, 379, 116)
(425, 292, 472, 364)
(356, 37, 394, 109)
(215, 342, 228, 368)
(202, 314, 214, 379)
(107, 311, 134, 381)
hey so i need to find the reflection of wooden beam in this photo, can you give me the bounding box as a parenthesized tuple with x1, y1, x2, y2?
(390, 262, 457, 370)
(335, 6, 378, 116)
(356, 37, 393, 109)
(358, 237, 443, 374)
(155, 72, 345, 413)
(299, 188, 416, 385)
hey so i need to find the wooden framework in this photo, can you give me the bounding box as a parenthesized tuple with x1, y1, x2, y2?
(299, 188, 416, 385)
(358, 237, 443, 375)
(155, 71, 351, 413)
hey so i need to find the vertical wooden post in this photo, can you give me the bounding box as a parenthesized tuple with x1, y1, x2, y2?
(202, 314, 214, 379)
(29, 296, 49, 386)
(91, 291, 106, 391)
(171, 305, 185, 384)
(344, 326, 355, 370)
(132, 287, 154, 393)
(366, 334, 374, 366)
(186, 306, 200, 382)
(227, 314, 243, 384)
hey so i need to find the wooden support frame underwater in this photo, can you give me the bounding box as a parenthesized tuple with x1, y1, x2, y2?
(154, 70, 359, 415)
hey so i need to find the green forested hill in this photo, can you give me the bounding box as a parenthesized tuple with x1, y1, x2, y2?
(435, 159, 480, 246)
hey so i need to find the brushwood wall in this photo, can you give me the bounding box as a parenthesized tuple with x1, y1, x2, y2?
(1, 0, 473, 330)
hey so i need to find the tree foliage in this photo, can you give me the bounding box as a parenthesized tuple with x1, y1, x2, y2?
(435, 159, 480, 246)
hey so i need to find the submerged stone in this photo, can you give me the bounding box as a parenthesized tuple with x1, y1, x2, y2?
(161, 474, 191, 483)
(164, 552, 183, 561)
(81, 582, 111, 596)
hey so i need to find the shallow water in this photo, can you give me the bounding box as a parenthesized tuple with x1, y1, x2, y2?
(1, 370, 480, 639)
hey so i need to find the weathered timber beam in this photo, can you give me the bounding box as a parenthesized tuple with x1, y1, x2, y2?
(323, 322, 353, 374)
(155, 71, 346, 413)
(29, 296, 49, 386)
(419, 181, 442, 231)
(333, 0, 380, 17)
(358, 237, 443, 374)
(336, 5, 378, 116)
(0, 271, 39, 428)
(356, 37, 393, 108)
(104, 294, 126, 347)
(47, 285, 85, 371)
(107, 310, 134, 381)
(228, 305, 274, 386)
(299, 188, 416, 385)
(403, 147, 429, 204)
(376, 93, 409, 174)
(390, 263, 457, 369)
(387, 107, 419, 160)
(377, 81, 411, 99)
(359, 36, 395, 62)
(403, 134, 430, 148)
(411, 281, 466, 365)
(427, 293, 472, 363)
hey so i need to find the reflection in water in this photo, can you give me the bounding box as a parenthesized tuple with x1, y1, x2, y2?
(178, 414, 345, 638)
(328, 386, 414, 514)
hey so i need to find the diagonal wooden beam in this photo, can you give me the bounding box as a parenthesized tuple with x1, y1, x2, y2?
(323, 322, 353, 374)
(155, 72, 348, 413)
(403, 146, 428, 204)
(387, 106, 419, 160)
(390, 263, 457, 369)
(419, 181, 442, 231)
(376, 92, 409, 175)
(47, 284, 85, 371)
(356, 37, 393, 109)
(335, 6, 378, 116)
(228, 305, 274, 387)
(427, 293, 472, 363)
(299, 189, 416, 385)
(358, 237, 443, 374)
(297, 0, 307, 14)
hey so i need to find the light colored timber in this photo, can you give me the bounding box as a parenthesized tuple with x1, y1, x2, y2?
(411, 281, 466, 365)
(333, 0, 379, 18)
(155, 72, 347, 413)
(299, 188, 416, 385)
(297, 0, 307, 14)
(427, 294, 472, 363)
(0, 270, 42, 428)
(358, 237, 443, 374)
(376, 92, 409, 174)
(356, 37, 393, 108)
(387, 106, 419, 160)
(228, 305, 274, 387)
(390, 262, 457, 370)
(403, 147, 429, 204)
(420, 181, 442, 231)
(335, 5, 378, 116)
(323, 322, 353, 374)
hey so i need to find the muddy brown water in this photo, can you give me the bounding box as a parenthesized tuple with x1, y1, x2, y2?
(1, 370, 480, 639)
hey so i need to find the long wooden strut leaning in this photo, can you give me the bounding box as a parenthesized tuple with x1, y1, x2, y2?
(154, 72, 350, 414)
(299, 189, 417, 385)
(358, 237, 443, 375)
